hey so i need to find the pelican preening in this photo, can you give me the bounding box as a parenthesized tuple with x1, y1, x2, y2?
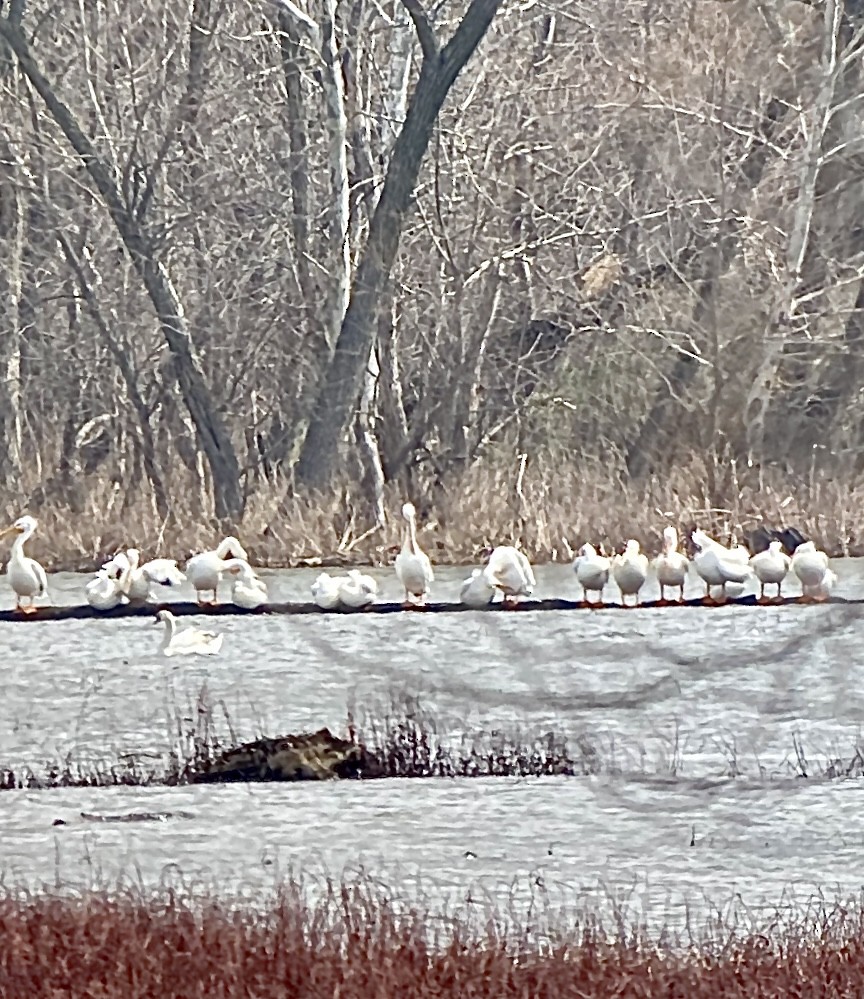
(185, 537, 248, 605)
(229, 562, 268, 610)
(691, 529, 751, 605)
(103, 549, 186, 604)
(394, 502, 434, 607)
(483, 545, 535, 608)
(0, 516, 49, 613)
(309, 569, 378, 610)
(155, 609, 223, 657)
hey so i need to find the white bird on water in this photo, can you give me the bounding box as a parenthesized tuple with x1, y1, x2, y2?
(85, 568, 129, 611)
(749, 540, 791, 603)
(311, 572, 342, 610)
(338, 569, 378, 609)
(612, 539, 648, 607)
(155, 609, 223, 657)
(103, 548, 186, 604)
(0, 515, 49, 613)
(653, 527, 689, 604)
(483, 545, 535, 608)
(394, 502, 434, 607)
(229, 561, 268, 610)
(185, 537, 249, 604)
(460, 568, 497, 609)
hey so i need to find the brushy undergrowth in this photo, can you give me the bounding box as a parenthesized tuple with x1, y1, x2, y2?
(0, 878, 863, 997)
(4, 456, 862, 572)
(1, 691, 863, 791)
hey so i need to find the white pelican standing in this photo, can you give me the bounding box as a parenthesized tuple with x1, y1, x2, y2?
(311, 572, 342, 610)
(460, 568, 497, 609)
(155, 609, 223, 657)
(573, 543, 611, 606)
(0, 516, 49, 613)
(749, 540, 791, 603)
(653, 527, 689, 605)
(612, 539, 648, 607)
(791, 541, 833, 603)
(185, 537, 248, 605)
(338, 569, 378, 609)
(483, 545, 535, 608)
(229, 561, 268, 610)
(103, 549, 186, 604)
(691, 529, 751, 604)
(394, 502, 434, 607)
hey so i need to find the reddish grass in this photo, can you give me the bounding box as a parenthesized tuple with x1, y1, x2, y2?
(0, 882, 863, 997)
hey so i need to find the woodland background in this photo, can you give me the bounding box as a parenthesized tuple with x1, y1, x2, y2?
(0, 0, 863, 564)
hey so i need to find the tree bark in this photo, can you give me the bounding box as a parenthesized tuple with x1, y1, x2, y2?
(293, 0, 503, 489)
(0, 15, 244, 519)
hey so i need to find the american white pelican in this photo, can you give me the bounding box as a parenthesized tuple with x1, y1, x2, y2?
(0, 516, 49, 613)
(229, 561, 268, 610)
(311, 572, 341, 610)
(691, 529, 751, 604)
(573, 543, 611, 606)
(653, 527, 689, 604)
(338, 569, 378, 609)
(155, 609, 223, 656)
(394, 502, 434, 607)
(791, 541, 832, 602)
(612, 539, 648, 607)
(749, 540, 791, 603)
(483, 545, 535, 608)
(103, 549, 186, 604)
(85, 569, 128, 611)
(185, 537, 248, 604)
(460, 568, 497, 609)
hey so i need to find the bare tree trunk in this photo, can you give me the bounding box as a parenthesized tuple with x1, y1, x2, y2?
(0, 15, 244, 519)
(0, 132, 25, 484)
(294, 0, 503, 489)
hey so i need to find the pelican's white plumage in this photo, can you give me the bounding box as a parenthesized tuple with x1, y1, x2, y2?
(0, 516, 49, 613)
(483, 545, 535, 607)
(155, 609, 223, 656)
(394, 502, 434, 606)
(612, 539, 648, 606)
(573, 543, 611, 605)
(229, 561, 268, 610)
(311, 572, 342, 610)
(749, 540, 791, 601)
(691, 529, 750, 602)
(791, 541, 832, 601)
(104, 549, 186, 603)
(653, 527, 689, 603)
(338, 569, 378, 609)
(185, 537, 248, 604)
(460, 568, 497, 609)
(85, 569, 128, 611)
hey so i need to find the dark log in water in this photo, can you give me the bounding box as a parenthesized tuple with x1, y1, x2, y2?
(0, 594, 856, 622)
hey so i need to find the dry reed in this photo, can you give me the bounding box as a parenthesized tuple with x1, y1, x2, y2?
(0, 879, 863, 997)
(5, 456, 862, 572)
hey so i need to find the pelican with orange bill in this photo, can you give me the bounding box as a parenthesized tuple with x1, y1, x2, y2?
(0, 515, 49, 614)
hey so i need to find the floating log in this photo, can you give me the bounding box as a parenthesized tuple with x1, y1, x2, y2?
(187, 728, 372, 783)
(0, 594, 856, 622)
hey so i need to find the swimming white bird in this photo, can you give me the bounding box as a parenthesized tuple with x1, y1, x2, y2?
(103, 549, 186, 603)
(0, 515, 49, 613)
(573, 543, 611, 606)
(653, 527, 689, 604)
(155, 609, 223, 656)
(85, 568, 129, 611)
(791, 541, 832, 602)
(338, 569, 378, 609)
(749, 540, 791, 603)
(483, 545, 535, 608)
(691, 529, 751, 604)
(311, 572, 342, 610)
(460, 568, 498, 609)
(394, 502, 434, 607)
(185, 537, 248, 604)
(228, 561, 268, 610)
(612, 539, 648, 607)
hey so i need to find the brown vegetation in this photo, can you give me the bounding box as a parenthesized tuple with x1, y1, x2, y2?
(0, 881, 863, 997)
(1, 2, 864, 560)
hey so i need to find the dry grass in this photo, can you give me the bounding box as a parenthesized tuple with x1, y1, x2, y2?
(1, 879, 863, 997)
(5, 456, 864, 572)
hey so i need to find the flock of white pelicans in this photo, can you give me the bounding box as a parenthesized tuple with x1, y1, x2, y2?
(0, 506, 837, 657)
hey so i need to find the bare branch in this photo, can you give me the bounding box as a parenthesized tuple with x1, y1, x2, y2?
(400, 0, 439, 62)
